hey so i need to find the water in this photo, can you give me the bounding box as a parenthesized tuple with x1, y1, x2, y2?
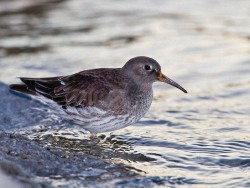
(0, 0, 250, 187)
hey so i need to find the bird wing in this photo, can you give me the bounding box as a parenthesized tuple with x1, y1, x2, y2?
(10, 70, 121, 109)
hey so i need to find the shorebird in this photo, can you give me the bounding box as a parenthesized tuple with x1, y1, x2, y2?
(10, 56, 187, 133)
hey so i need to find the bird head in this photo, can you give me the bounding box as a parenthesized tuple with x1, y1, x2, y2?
(122, 56, 187, 93)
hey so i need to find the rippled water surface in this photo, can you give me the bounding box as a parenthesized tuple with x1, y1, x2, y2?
(0, 0, 250, 187)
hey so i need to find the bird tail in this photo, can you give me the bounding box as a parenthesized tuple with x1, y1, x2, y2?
(9, 83, 37, 95)
(9, 77, 62, 98)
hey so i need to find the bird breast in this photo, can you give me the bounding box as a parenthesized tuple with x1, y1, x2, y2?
(130, 89, 153, 121)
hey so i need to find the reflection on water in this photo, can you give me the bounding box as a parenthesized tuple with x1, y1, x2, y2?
(0, 0, 250, 187)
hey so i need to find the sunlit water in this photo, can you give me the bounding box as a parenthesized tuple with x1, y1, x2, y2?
(0, 0, 250, 187)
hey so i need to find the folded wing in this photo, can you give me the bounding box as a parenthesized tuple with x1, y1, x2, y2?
(10, 73, 111, 109)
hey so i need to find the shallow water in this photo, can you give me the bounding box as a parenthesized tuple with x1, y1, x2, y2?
(0, 0, 250, 187)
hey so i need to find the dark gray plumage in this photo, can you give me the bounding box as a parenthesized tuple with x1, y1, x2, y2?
(10, 56, 187, 133)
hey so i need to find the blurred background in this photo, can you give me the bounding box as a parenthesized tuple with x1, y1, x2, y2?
(0, 0, 250, 187)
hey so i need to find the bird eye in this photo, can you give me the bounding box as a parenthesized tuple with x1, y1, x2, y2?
(144, 65, 151, 71)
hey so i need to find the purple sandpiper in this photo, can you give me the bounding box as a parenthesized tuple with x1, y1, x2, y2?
(10, 56, 187, 133)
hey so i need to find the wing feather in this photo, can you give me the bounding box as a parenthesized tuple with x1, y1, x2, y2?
(12, 72, 114, 108)
(10, 68, 129, 114)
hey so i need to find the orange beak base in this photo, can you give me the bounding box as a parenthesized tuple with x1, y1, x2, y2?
(157, 72, 187, 93)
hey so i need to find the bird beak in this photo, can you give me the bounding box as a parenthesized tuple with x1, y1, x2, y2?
(157, 72, 187, 93)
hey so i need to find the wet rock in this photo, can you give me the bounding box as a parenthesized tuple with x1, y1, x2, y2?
(0, 157, 51, 188)
(0, 131, 138, 186)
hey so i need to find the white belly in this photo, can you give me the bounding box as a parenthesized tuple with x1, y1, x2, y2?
(63, 91, 153, 133)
